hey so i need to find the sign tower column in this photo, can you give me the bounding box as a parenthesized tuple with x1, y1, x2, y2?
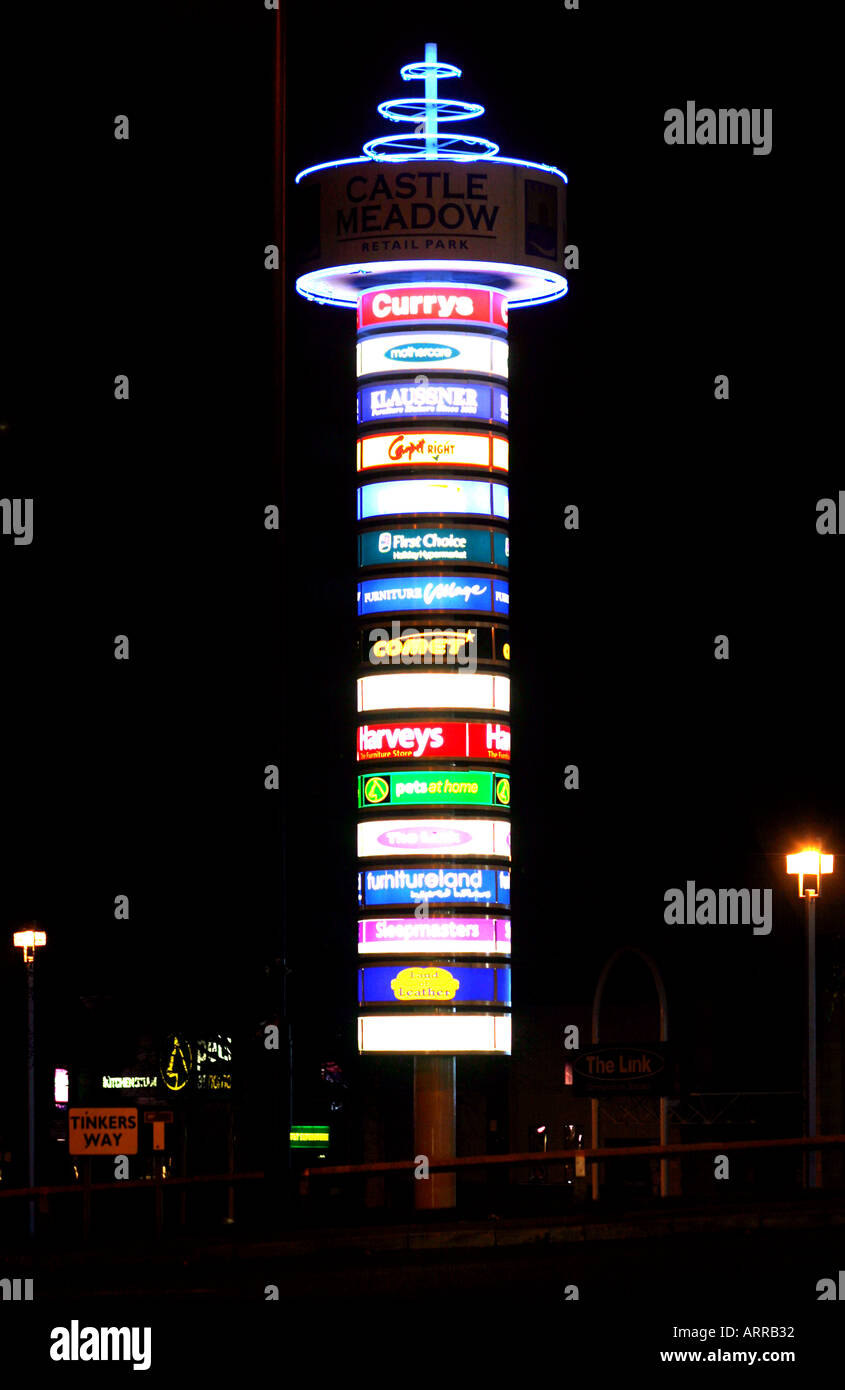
(296, 44, 568, 1208)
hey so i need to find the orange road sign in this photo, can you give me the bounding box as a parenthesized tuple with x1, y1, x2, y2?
(68, 1108, 138, 1155)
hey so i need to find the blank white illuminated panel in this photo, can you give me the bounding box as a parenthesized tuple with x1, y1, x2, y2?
(358, 1013, 511, 1054)
(357, 673, 510, 713)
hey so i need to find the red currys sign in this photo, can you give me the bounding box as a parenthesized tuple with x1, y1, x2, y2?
(358, 285, 508, 331)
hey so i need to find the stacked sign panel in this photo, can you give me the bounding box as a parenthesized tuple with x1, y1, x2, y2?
(356, 286, 512, 1054)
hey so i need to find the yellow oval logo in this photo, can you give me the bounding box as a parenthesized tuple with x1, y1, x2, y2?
(390, 967, 460, 1002)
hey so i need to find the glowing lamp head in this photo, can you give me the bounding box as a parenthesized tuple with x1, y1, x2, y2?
(13, 927, 46, 962)
(786, 850, 834, 898)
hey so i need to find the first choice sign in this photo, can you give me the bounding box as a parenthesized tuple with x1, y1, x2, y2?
(69, 1108, 138, 1154)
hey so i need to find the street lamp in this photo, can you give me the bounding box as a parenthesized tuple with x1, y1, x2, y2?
(12, 926, 47, 1236)
(786, 851, 834, 1189)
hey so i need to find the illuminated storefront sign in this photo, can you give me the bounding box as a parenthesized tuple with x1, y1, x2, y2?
(160, 1035, 193, 1093)
(358, 916, 511, 954)
(360, 627, 510, 667)
(358, 285, 509, 331)
(357, 430, 508, 474)
(357, 331, 507, 379)
(102, 1075, 158, 1091)
(358, 576, 509, 617)
(290, 1125, 330, 1149)
(357, 818, 511, 859)
(359, 963, 511, 1005)
(359, 769, 510, 808)
(359, 864, 511, 908)
(358, 1013, 512, 1054)
(358, 525, 508, 569)
(358, 478, 508, 520)
(357, 718, 510, 762)
(358, 380, 508, 426)
(159, 1034, 232, 1094)
(357, 672, 510, 712)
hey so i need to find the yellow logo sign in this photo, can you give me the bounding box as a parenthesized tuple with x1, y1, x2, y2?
(390, 967, 461, 1002)
(371, 632, 475, 660)
(160, 1035, 193, 1092)
(364, 775, 390, 804)
(495, 776, 511, 805)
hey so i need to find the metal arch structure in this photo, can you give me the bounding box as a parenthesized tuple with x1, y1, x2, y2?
(590, 946, 670, 1200)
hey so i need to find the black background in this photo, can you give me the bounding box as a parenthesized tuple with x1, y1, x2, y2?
(1, 0, 841, 1372)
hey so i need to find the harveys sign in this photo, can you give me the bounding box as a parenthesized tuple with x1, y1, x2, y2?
(359, 284, 508, 331)
(297, 161, 565, 281)
(357, 719, 510, 762)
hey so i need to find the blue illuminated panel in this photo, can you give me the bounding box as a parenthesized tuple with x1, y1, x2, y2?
(359, 963, 511, 1005)
(358, 478, 509, 521)
(358, 865, 511, 908)
(358, 576, 509, 616)
(358, 380, 508, 426)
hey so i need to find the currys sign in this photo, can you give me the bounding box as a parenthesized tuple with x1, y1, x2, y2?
(358, 916, 511, 955)
(358, 285, 508, 332)
(359, 865, 512, 908)
(358, 380, 509, 426)
(357, 576, 509, 616)
(357, 331, 508, 380)
(357, 818, 511, 860)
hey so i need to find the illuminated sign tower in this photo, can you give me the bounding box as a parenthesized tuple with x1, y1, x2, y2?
(296, 43, 567, 1207)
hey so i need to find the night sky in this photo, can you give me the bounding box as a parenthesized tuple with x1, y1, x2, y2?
(2, 0, 841, 1197)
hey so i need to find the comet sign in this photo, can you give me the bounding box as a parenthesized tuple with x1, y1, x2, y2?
(68, 1108, 139, 1154)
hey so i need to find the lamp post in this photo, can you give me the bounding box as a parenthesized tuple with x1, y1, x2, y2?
(786, 850, 834, 1189)
(13, 926, 47, 1236)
